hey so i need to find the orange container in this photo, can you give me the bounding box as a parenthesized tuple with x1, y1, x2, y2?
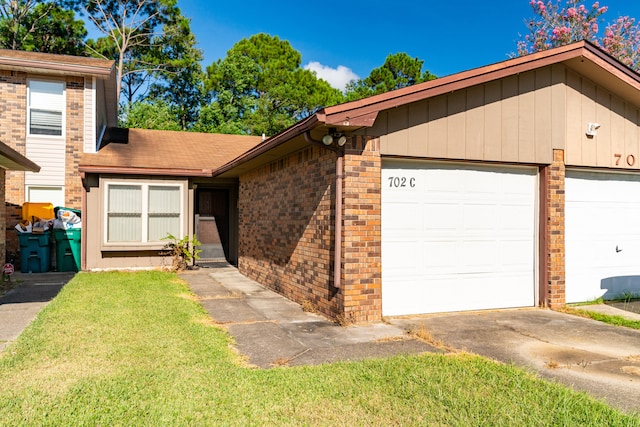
(22, 202, 54, 221)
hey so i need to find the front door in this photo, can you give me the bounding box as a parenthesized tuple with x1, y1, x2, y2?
(196, 189, 229, 260)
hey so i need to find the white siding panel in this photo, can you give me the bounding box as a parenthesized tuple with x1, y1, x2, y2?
(84, 77, 96, 153)
(25, 137, 65, 186)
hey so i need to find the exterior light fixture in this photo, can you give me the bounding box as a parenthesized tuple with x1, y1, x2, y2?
(322, 134, 334, 145)
(337, 135, 347, 146)
(586, 122, 600, 137)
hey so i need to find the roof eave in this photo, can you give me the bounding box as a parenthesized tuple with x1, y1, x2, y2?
(0, 141, 39, 172)
(212, 114, 325, 177)
(79, 165, 213, 177)
(0, 57, 115, 78)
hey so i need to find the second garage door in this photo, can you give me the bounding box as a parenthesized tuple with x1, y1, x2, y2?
(566, 170, 640, 303)
(382, 161, 537, 316)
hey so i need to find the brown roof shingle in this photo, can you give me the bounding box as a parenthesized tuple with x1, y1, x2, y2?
(79, 128, 263, 177)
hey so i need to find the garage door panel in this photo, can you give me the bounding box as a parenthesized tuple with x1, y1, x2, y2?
(566, 170, 640, 303)
(425, 203, 463, 230)
(382, 202, 423, 231)
(382, 161, 537, 316)
(383, 273, 534, 316)
(424, 241, 458, 270)
(383, 240, 422, 274)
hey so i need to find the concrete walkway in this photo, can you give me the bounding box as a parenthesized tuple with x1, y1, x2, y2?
(180, 263, 438, 367)
(0, 271, 74, 352)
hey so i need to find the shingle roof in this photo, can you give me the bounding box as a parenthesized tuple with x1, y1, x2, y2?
(79, 128, 263, 177)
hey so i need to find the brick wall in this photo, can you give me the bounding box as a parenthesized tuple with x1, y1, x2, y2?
(65, 77, 86, 209)
(0, 169, 6, 261)
(0, 71, 27, 258)
(341, 136, 382, 323)
(238, 146, 342, 319)
(544, 149, 566, 307)
(237, 136, 384, 323)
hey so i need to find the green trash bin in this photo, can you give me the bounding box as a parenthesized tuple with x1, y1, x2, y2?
(53, 228, 81, 272)
(18, 232, 51, 273)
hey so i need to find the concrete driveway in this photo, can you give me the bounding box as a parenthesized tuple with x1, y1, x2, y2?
(389, 309, 640, 414)
(186, 264, 640, 413)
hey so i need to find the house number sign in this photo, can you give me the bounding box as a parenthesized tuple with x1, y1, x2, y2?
(614, 153, 637, 167)
(387, 176, 416, 188)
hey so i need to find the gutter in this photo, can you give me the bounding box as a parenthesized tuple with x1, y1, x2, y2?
(78, 165, 214, 177)
(0, 57, 115, 78)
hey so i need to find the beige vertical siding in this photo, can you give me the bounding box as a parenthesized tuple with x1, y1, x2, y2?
(379, 64, 640, 168)
(380, 67, 559, 164)
(565, 69, 640, 169)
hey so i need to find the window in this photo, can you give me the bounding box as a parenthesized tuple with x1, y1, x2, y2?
(27, 186, 64, 208)
(28, 80, 64, 136)
(106, 182, 182, 244)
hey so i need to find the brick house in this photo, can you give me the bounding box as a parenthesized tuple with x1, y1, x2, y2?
(0, 49, 117, 258)
(81, 40, 640, 323)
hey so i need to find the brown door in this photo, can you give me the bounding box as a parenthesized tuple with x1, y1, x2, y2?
(196, 189, 229, 259)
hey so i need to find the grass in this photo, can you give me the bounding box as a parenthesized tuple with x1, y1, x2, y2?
(561, 306, 640, 330)
(0, 271, 638, 426)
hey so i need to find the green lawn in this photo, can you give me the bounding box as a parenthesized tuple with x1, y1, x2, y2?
(0, 271, 638, 426)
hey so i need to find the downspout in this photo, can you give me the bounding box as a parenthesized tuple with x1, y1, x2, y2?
(334, 153, 343, 288)
(304, 131, 343, 288)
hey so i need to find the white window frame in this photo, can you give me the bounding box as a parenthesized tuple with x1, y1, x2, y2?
(27, 79, 65, 138)
(102, 179, 185, 249)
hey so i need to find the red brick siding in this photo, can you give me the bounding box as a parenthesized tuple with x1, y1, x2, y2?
(65, 77, 86, 209)
(0, 71, 27, 256)
(341, 136, 382, 322)
(0, 169, 6, 261)
(238, 146, 342, 318)
(544, 149, 566, 307)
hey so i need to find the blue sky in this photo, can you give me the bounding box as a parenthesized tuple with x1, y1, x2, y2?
(180, 1, 640, 91)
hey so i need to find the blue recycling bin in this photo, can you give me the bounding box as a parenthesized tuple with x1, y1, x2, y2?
(18, 232, 51, 273)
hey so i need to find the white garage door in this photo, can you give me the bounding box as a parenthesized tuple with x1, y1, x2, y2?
(566, 171, 640, 303)
(382, 161, 537, 316)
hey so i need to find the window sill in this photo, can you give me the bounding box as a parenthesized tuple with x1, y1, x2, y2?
(101, 243, 166, 252)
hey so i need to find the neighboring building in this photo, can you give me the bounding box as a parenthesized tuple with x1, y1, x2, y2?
(0, 49, 117, 257)
(80, 41, 640, 323)
(79, 128, 263, 270)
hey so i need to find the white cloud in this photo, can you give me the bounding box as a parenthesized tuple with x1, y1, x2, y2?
(304, 61, 359, 92)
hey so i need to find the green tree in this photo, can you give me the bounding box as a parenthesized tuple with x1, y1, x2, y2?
(0, 1, 87, 54)
(200, 33, 344, 136)
(119, 99, 180, 130)
(147, 14, 206, 130)
(68, 0, 183, 105)
(345, 52, 436, 101)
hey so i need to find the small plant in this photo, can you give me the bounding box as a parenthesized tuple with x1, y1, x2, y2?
(162, 233, 202, 271)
